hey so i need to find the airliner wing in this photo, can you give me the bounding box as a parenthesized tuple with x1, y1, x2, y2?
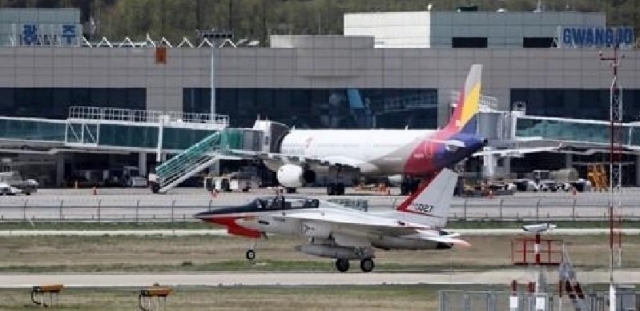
(430, 139, 466, 148)
(224, 149, 363, 169)
(473, 145, 563, 157)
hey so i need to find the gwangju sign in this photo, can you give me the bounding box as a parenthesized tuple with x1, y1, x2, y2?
(557, 26, 636, 48)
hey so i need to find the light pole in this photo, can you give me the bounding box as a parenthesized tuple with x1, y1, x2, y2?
(198, 29, 233, 121)
(210, 44, 216, 121)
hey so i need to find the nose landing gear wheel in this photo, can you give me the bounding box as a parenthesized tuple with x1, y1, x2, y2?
(360, 258, 374, 273)
(245, 249, 256, 261)
(335, 258, 350, 272)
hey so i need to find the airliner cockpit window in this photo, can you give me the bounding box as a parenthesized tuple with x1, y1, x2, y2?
(307, 199, 319, 209)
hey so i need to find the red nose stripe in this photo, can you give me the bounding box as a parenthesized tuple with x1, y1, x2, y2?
(208, 216, 262, 238)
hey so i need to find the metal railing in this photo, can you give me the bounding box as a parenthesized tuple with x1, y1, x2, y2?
(68, 106, 230, 126)
(0, 196, 638, 224)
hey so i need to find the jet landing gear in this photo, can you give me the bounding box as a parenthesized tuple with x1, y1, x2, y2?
(335, 258, 349, 272)
(245, 234, 266, 261)
(245, 249, 256, 260)
(334, 258, 375, 273)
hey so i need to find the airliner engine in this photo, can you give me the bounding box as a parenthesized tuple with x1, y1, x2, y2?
(276, 164, 316, 188)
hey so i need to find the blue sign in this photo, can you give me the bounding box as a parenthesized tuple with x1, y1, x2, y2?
(22, 24, 38, 45)
(61, 24, 77, 45)
(559, 27, 635, 48)
(18, 23, 80, 46)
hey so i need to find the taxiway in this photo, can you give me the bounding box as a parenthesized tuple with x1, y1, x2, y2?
(1, 270, 639, 288)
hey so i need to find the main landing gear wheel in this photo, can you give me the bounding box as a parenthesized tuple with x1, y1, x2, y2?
(335, 258, 350, 272)
(360, 258, 374, 273)
(245, 249, 256, 261)
(327, 183, 345, 196)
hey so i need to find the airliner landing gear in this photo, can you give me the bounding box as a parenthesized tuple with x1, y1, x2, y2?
(335, 258, 350, 272)
(400, 176, 419, 195)
(327, 183, 345, 196)
(327, 166, 346, 196)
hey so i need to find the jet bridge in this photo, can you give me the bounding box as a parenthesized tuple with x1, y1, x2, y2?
(0, 106, 230, 154)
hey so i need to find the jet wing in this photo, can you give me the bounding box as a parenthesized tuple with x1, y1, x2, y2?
(277, 212, 470, 247)
(279, 211, 427, 237)
(418, 233, 471, 247)
(224, 149, 363, 169)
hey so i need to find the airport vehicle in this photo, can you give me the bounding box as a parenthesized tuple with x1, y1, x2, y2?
(0, 181, 22, 195)
(195, 168, 469, 273)
(0, 171, 38, 195)
(204, 174, 260, 192)
(229, 64, 557, 196)
(106, 166, 147, 187)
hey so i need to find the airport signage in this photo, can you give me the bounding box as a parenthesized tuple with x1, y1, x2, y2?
(14, 23, 81, 46)
(557, 26, 635, 49)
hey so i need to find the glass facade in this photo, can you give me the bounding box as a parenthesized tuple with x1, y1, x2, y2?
(0, 118, 66, 142)
(0, 88, 146, 119)
(511, 88, 640, 186)
(511, 89, 640, 122)
(183, 88, 439, 129)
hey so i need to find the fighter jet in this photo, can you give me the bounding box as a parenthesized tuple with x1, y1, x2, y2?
(194, 168, 469, 273)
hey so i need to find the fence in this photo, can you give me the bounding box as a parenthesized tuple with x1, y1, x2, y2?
(438, 289, 640, 311)
(0, 195, 638, 223)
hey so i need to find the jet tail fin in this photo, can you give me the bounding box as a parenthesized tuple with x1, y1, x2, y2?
(445, 64, 482, 135)
(395, 168, 458, 228)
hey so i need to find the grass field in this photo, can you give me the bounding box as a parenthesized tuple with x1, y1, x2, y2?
(0, 284, 630, 311)
(0, 285, 498, 311)
(0, 234, 637, 273)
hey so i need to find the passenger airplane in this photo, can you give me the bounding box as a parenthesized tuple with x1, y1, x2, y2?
(228, 64, 559, 196)
(195, 168, 469, 273)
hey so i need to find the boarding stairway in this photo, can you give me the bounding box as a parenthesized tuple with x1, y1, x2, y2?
(559, 247, 589, 310)
(153, 127, 265, 194)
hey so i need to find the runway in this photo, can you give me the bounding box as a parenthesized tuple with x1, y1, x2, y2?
(2, 269, 639, 288)
(0, 187, 639, 222)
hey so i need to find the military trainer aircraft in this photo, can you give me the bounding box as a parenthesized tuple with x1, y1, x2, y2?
(195, 168, 469, 273)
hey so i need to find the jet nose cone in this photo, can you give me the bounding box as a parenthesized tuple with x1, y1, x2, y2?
(194, 211, 212, 220)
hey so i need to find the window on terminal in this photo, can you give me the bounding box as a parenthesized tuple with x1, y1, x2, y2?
(451, 37, 487, 48)
(523, 37, 556, 48)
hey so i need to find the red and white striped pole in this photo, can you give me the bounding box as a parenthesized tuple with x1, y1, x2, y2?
(509, 280, 518, 311)
(534, 233, 541, 265)
(534, 233, 542, 294)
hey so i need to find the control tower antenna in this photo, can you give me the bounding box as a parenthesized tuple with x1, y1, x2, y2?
(599, 41, 624, 311)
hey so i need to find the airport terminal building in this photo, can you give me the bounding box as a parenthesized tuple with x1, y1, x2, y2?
(1, 7, 640, 187)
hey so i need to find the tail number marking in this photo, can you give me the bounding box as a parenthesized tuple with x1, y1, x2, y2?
(411, 203, 434, 214)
